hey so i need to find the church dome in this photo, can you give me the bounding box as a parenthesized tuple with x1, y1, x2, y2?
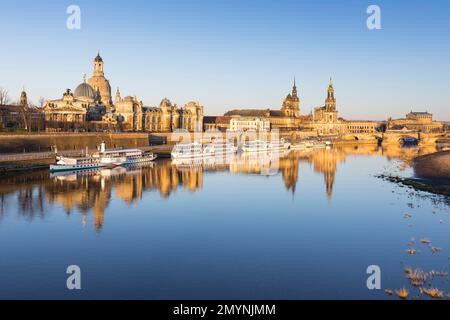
(74, 81, 96, 100)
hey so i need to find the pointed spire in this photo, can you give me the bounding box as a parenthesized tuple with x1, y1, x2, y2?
(292, 76, 298, 97)
(83, 73, 87, 83)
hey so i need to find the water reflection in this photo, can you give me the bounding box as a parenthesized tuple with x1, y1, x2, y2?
(0, 144, 439, 231)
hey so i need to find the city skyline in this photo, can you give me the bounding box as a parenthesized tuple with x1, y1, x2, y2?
(1, 0, 450, 121)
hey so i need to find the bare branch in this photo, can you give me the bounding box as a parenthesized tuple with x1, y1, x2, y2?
(0, 87, 10, 105)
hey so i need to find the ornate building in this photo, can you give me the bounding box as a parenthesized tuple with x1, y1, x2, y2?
(43, 53, 203, 132)
(387, 111, 444, 133)
(43, 88, 88, 130)
(229, 116, 270, 132)
(43, 71, 108, 131)
(224, 80, 305, 130)
(143, 98, 203, 132)
(88, 53, 112, 108)
(280, 78, 300, 117)
(309, 79, 341, 134)
(304, 79, 378, 136)
(114, 89, 143, 131)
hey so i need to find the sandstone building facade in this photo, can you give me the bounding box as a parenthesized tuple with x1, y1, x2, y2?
(387, 111, 444, 133)
(224, 80, 305, 130)
(303, 79, 379, 136)
(43, 54, 203, 132)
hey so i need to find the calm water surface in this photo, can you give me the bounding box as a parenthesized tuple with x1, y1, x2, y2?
(0, 145, 449, 299)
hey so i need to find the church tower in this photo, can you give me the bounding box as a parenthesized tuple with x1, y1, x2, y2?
(93, 52, 104, 76)
(325, 78, 336, 111)
(20, 88, 28, 107)
(281, 78, 300, 117)
(115, 87, 122, 103)
(88, 52, 112, 108)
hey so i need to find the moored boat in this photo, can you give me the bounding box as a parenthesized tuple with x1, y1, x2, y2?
(290, 141, 308, 150)
(94, 142, 157, 166)
(50, 156, 104, 172)
(241, 140, 270, 153)
(171, 142, 213, 159)
(270, 138, 290, 151)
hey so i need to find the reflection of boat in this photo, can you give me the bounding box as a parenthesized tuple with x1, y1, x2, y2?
(171, 142, 213, 159)
(50, 156, 104, 172)
(171, 157, 204, 167)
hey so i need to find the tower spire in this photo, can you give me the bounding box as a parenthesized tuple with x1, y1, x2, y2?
(292, 77, 298, 98)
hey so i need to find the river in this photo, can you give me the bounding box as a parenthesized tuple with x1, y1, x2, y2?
(0, 144, 448, 299)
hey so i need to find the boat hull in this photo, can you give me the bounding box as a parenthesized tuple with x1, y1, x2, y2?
(49, 163, 105, 172)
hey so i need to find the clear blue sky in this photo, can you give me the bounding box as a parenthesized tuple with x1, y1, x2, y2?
(0, 0, 449, 120)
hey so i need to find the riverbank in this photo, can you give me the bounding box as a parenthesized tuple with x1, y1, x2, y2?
(376, 150, 450, 199)
(377, 174, 450, 198)
(414, 150, 450, 179)
(0, 144, 173, 173)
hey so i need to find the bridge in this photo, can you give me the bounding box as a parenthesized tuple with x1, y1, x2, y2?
(339, 130, 446, 145)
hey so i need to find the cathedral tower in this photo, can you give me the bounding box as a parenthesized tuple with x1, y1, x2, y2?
(115, 87, 122, 103)
(88, 52, 112, 108)
(281, 78, 300, 117)
(325, 78, 336, 111)
(93, 52, 104, 76)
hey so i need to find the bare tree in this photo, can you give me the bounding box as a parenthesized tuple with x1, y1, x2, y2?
(13, 98, 30, 131)
(0, 87, 10, 105)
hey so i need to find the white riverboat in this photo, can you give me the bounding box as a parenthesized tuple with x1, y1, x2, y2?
(290, 141, 308, 150)
(209, 139, 238, 156)
(50, 143, 156, 172)
(50, 156, 104, 172)
(241, 140, 270, 153)
(171, 142, 213, 160)
(270, 138, 290, 151)
(94, 143, 157, 166)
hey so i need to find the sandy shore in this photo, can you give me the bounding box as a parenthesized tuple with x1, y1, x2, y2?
(414, 150, 450, 179)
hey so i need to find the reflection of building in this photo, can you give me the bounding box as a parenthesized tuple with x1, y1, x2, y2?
(280, 156, 300, 193)
(38, 163, 203, 231)
(387, 111, 444, 133)
(43, 53, 203, 132)
(229, 116, 270, 132)
(310, 149, 345, 199)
